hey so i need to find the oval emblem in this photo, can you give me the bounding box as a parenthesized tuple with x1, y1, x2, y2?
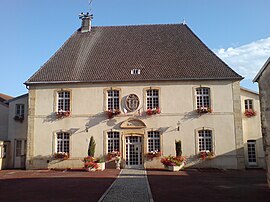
(126, 94, 140, 111)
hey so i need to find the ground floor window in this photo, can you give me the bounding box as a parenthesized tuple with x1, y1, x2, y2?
(148, 131, 160, 152)
(247, 140, 257, 165)
(107, 131, 120, 152)
(198, 130, 212, 152)
(57, 132, 70, 153)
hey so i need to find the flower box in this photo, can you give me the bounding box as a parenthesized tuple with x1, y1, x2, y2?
(199, 150, 215, 160)
(196, 106, 212, 114)
(14, 115, 24, 122)
(146, 108, 161, 116)
(244, 109, 256, 118)
(53, 152, 69, 159)
(106, 109, 121, 119)
(97, 162, 105, 171)
(56, 110, 70, 119)
(167, 162, 185, 172)
(145, 151, 161, 161)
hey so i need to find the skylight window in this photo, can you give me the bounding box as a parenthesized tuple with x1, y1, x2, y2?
(131, 69, 141, 75)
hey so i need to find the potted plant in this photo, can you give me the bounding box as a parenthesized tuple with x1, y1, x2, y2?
(56, 109, 70, 119)
(53, 152, 69, 160)
(161, 155, 186, 171)
(244, 109, 256, 118)
(196, 106, 212, 114)
(14, 115, 24, 122)
(146, 108, 161, 116)
(198, 150, 215, 160)
(145, 150, 161, 161)
(83, 156, 98, 171)
(106, 109, 121, 119)
(96, 156, 106, 171)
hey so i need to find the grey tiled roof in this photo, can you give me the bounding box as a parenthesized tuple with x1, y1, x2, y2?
(26, 24, 242, 84)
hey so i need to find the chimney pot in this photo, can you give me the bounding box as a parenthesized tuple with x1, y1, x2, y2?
(80, 13, 93, 33)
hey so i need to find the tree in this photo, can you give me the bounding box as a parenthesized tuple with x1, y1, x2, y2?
(88, 136, 96, 157)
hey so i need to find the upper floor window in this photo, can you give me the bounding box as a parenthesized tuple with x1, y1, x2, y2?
(107, 90, 119, 111)
(196, 87, 210, 109)
(107, 131, 120, 153)
(15, 104, 24, 116)
(148, 131, 160, 152)
(198, 130, 212, 152)
(146, 89, 159, 109)
(58, 91, 70, 112)
(244, 99, 253, 110)
(131, 69, 141, 75)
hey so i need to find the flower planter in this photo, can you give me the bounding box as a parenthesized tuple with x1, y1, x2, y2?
(166, 162, 185, 172)
(97, 162, 105, 171)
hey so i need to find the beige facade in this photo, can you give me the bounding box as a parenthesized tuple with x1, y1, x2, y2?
(240, 88, 265, 168)
(7, 94, 28, 169)
(24, 80, 246, 169)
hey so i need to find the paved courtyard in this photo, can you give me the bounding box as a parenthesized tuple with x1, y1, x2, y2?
(0, 168, 269, 202)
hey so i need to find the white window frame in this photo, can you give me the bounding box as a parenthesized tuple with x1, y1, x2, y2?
(57, 91, 70, 112)
(198, 130, 213, 152)
(15, 104, 25, 116)
(107, 90, 120, 111)
(56, 132, 70, 153)
(147, 131, 160, 152)
(196, 87, 210, 109)
(244, 99, 253, 110)
(146, 89, 159, 109)
(107, 131, 120, 153)
(247, 140, 257, 166)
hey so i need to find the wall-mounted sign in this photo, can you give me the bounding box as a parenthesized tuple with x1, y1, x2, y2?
(125, 94, 140, 111)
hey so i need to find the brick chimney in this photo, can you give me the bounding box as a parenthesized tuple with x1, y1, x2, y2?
(79, 12, 93, 33)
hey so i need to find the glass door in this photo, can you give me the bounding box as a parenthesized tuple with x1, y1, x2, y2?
(125, 136, 142, 168)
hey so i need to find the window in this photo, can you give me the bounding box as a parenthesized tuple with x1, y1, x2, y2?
(146, 89, 159, 109)
(107, 90, 119, 111)
(107, 132, 120, 152)
(148, 131, 160, 152)
(15, 104, 24, 116)
(58, 91, 70, 112)
(198, 130, 212, 152)
(15, 140, 22, 157)
(245, 99, 253, 110)
(247, 140, 257, 165)
(57, 132, 70, 153)
(131, 69, 141, 75)
(196, 87, 210, 109)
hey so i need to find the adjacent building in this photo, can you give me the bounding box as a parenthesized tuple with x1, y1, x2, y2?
(253, 57, 270, 188)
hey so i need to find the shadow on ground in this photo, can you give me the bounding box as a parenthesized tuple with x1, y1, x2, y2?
(147, 169, 270, 202)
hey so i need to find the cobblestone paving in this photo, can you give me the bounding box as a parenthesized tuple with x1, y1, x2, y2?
(99, 169, 153, 202)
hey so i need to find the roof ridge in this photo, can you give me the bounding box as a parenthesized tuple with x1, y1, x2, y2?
(91, 23, 184, 28)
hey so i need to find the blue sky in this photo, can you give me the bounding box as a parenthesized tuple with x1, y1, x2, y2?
(1, 0, 270, 96)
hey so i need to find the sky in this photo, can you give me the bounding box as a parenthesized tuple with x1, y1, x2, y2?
(0, 0, 269, 97)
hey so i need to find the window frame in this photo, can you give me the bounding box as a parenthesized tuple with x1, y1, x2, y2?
(56, 132, 70, 154)
(57, 91, 71, 112)
(107, 90, 120, 111)
(107, 131, 120, 153)
(147, 131, 161, 152)
(15, 104, 25, 117)
(195, 87, 211, 110)
(145, 88, 160, 110)
(244, 99, 253, 111)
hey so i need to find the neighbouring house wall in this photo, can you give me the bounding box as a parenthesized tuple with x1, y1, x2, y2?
(240, 89, 265, 168)
(257, 62, 270, 188)
(7, 95, 28, 168)
(26, 80, 242, 169)
(0, 103, 8, 140)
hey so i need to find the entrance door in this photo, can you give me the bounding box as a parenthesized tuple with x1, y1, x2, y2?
(14, 139, 26, 169)
(125, 136, 142, 168)
(247, 140, 257, 166)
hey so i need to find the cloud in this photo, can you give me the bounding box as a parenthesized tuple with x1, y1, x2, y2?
(213, 37, 270, 79)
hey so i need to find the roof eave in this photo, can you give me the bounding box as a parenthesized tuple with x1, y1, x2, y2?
(253, 56, 270, 82)
(24, 77, 244, 85)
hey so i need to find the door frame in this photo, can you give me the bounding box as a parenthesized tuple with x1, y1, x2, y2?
(14, 139, 26, 169)
(122, 133, 144, 168)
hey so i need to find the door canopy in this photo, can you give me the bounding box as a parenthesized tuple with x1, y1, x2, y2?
(120, 118, 146, 129)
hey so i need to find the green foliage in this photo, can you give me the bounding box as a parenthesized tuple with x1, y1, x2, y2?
(88, 136, 96, 157)
(175, 140, 182, 157)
